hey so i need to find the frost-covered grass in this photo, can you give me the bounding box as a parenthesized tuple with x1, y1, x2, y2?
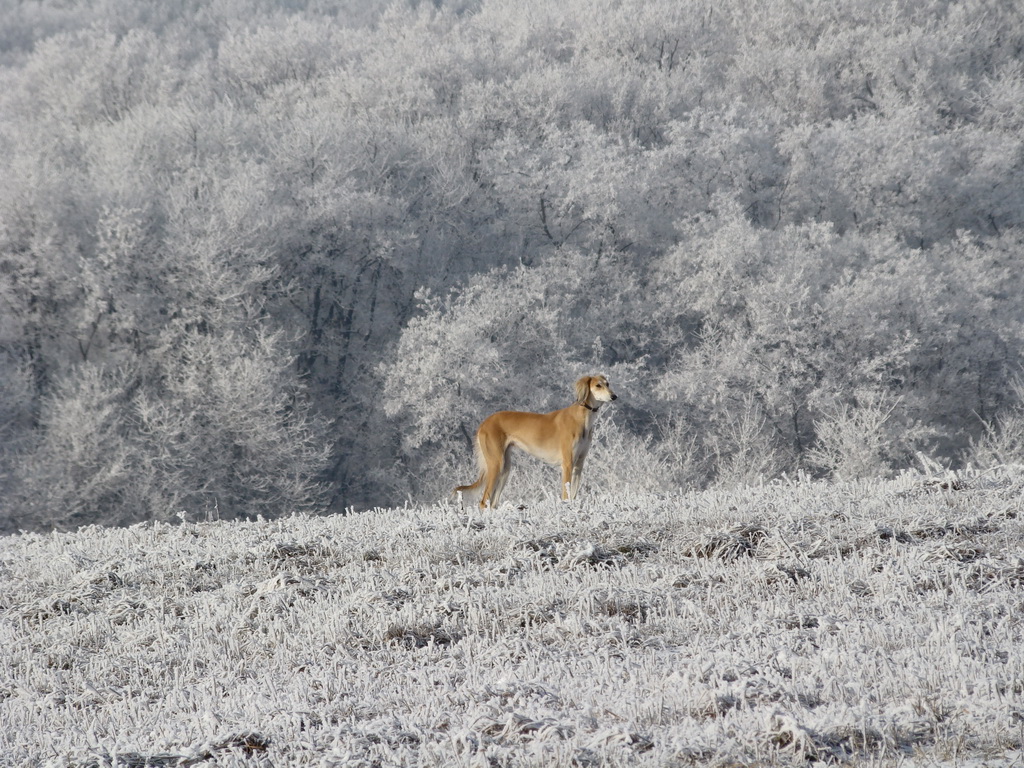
(2, 472, 1023, 767)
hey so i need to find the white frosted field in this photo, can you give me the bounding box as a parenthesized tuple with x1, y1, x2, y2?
(2, 471, 1022, 767)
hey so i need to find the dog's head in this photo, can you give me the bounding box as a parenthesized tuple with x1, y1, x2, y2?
(575, 374, 617, 406)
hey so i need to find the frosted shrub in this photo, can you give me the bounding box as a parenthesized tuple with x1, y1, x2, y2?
(707, 394, 784, 488)
(971, 411, 1024, 468)
(969, 379, 1024, 468)
(584, 418, 676, 496)
(808, 393, 907, 481)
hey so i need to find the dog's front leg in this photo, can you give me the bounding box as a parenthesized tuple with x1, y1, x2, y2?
(569, 456, 586, 500)
(560, 453, 575, 500)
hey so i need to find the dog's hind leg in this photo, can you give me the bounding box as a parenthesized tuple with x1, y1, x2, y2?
(491, 446, 513, 508)
(478, 430, 506, 509)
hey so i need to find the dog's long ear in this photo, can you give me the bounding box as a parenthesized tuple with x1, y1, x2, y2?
(575, 376, 592, 405)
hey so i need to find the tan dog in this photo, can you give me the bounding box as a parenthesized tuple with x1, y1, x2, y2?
(455, 375, 617, 508)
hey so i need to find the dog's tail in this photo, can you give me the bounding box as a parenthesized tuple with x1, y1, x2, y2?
(453, 472, 485, 497)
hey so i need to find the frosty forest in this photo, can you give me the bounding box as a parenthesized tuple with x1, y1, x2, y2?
(2, 0, 1024, 530)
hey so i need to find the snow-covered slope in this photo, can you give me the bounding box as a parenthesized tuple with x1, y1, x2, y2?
(2, 472, 1022, 766)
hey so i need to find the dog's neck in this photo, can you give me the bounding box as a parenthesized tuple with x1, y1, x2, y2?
(579, 401, 599, 413)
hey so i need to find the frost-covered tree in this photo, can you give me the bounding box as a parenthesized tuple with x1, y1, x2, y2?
(14, 329, 329, 530)
(652, 210, 1023, 482)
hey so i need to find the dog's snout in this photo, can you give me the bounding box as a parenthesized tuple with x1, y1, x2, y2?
(611, 394, 618, 400)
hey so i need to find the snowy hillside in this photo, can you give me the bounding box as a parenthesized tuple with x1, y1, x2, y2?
(2, 471, 1023, 766)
